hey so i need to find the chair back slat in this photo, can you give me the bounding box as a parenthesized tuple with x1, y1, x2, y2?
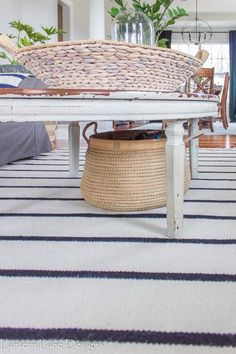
(188, 68, 215, 94)
(219, 72, 230, 129)
(188, 68, 215, 131)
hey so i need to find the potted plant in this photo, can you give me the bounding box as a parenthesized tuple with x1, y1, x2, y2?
(0, 20, 64, 73)
(109, 0, 188, 47)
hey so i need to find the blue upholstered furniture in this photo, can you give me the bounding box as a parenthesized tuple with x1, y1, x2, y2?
(0, 71, 51, 166)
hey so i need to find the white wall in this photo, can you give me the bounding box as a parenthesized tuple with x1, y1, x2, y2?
(0, 0, 58, 40)
(72, 0, 112, 40)
(105, 0, 113, 39)
(72, 0, 89, 39)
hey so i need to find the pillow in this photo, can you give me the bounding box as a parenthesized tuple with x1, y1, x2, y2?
(0, 73, 31, 88)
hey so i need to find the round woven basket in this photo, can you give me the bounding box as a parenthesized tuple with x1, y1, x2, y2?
(0, 35, 203, 92)
(81, 130, 191, 211)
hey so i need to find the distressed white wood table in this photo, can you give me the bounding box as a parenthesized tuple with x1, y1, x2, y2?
(0, 88, 219, 238)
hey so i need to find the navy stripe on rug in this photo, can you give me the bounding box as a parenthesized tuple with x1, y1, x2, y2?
(3, 169, 233, 174)
(198, 165, 236, 167)
(0, 186, 79, 189)
(0, 236, 236, 244)
(0, 269, 235, 282)
(190, 188, 236, 191)
(0, 186, 234, 191)
(0, 197, 84, 201)
(1, 186, 234, 191)
(0, 327, 235, 347)
(0, 169, 81, 172)
(0, 213, 235, 220)
(192, 178, 236, 181)
(199, 171, 236, 174)
(2, 197, 235, 203)
(0, 177, 81, 180)
(184, 200, 236, 203)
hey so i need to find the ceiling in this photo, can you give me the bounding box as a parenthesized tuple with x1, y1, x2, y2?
(173, 0, 236, 14)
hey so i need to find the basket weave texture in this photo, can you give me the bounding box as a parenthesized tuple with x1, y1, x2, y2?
(0, 35, 203, 92)
(81, 131, 191, 211)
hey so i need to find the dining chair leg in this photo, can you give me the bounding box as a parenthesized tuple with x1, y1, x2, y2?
(209, 117, 214, 132)
(198, 121, 203, 130)
(161, 121, 166, 130)
(223, 119, 228, 129)
(221, 115, 228, 129)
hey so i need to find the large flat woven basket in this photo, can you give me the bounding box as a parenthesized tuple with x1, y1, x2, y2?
(81, 130, 191, 211)
(0, 35, 203, 92)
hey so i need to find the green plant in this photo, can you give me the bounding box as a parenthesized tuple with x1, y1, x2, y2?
(109, 0, 188, 47)
(0, 20, 65, 64)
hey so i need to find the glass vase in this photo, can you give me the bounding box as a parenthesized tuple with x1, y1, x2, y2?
(111, 9, 155, 46)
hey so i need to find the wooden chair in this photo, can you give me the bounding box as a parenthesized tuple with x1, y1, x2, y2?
(217, 72, 230, 129)
(188, 67, 214, 94)
(188, 67, 215, 132)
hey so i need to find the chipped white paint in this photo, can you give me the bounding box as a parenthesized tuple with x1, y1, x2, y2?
(0, 91, 219, 238)
(0, 96, 218, 122)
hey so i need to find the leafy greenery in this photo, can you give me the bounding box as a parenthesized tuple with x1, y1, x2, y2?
(0, 20, 65, 64)
(109, 0, 188, 47)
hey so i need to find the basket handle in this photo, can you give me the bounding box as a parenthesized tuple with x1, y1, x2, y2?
(185, 132, 204, 142)
(0, 34, 17, 56)
(82, 121, 98, 144)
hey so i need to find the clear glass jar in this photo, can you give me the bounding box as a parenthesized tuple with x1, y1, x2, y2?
(111, 9, 155, 46)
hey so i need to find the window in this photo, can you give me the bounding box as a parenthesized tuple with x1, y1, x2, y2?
(172, 43, 229, 86)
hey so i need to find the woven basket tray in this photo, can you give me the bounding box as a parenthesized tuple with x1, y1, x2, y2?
(0, 35, 203, 92)
(81, 130, 191, 211)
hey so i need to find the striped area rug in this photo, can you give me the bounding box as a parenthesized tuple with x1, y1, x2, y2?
(0, 148, 236, 354)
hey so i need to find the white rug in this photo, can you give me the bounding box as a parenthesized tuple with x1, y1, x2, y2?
(0, 148, 236, 353)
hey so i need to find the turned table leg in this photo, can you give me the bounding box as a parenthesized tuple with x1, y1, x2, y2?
(188, 118, 199, 179)
(165, 120, 185, 238)
(68, 122, 80, 177)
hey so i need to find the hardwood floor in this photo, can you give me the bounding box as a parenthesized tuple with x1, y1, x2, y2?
(198, 134, 236, 148)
